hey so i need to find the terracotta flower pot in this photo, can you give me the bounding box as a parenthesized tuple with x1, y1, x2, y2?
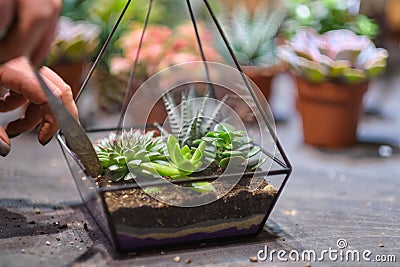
(241, 65, 281, 101)
(90, 66, 167, 124)
(51, 61, 86, 98)
(213, 63, 286, 123)
(296, 77, 369, 148)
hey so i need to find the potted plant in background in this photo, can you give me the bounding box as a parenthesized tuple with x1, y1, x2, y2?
(214, 4, 287, 105)
(282, 0, 380, 40)
(104, 21, 220, 121)
(61, 0, 188, 114)
(278, 28, 388, 148)
(48, 17, 101, 97)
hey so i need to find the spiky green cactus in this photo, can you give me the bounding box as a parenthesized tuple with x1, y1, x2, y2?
(158, 86, 228, 147)
(95, 129, 165, 182)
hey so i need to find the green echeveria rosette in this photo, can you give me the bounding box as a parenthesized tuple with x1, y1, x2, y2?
(94, 130, 166, 182)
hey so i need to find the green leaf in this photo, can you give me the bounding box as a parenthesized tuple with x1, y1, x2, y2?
(124, 150, 136, 159)
(63, 39, 85, 60)
(190, 182, 215, 193)
(219, 156, 246, 169)
(249, 155, 268, 170)
(111, 172, 126, 182)
(327, 60, 351, 78)
(167, 135, 179, 163)
(298, 58, 326, 83)
(202, 136, 221, 142)
(177, 160, 196, 174)
(141, 162, 181, 177)
(192, 141, 205, 161)
(247, 146, 261, 158)
(114, 155, 126, 164)
(108, 165, 127, 172)
(342, 68, 368, 84)
(172, 143, 186, 164)
(133, 149, 147, 160)
(181, 145, 191, 158)
(127, 159, 142, 168)
(221, 150, 243, 157)
(123, 172, 135, 181)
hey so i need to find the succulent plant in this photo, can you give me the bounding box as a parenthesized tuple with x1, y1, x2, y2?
(141, 135, 205, 177)
(95, 129, 165, 182)
(278, 28, 388, 84)
(282, 0, 380, 39)
(159, 87, 228, 147)
(214, 4, 286, 66)
(196, 123, 267, 171)
(141, 135, 214, 192)
(48, 16, 101, 65)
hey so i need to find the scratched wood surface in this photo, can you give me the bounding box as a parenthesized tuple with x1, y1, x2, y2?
(1, 42, 400, 267)
(2, 103, 399, 267)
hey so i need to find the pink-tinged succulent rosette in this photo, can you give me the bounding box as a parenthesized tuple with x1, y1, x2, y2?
(278, 28, 388, 84)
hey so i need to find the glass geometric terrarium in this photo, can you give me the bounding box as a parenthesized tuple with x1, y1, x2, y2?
(57, 0, 292, 252)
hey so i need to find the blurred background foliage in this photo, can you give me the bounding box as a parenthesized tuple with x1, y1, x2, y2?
(282, 0, 379, 39)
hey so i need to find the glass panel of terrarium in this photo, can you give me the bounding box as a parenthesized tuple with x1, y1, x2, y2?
(124, 61, 278, 199)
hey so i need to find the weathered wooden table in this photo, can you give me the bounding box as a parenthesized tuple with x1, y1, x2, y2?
(1, 57, 400, 266)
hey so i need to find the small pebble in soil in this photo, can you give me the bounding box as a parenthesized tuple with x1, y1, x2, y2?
(35, 208, 41, 214)
(21, 249, 25, 253)
(58, 223, 68, 229)
(45, 241, 51, 246)
(249, 256, 258, 262)
(263, 184, 276, 195)
(379, 244, 384, 247)
(70, 241, 74, 245)
(160, 251, 165, 255)
(83, 223, 89, 231)
(28, 220, 35, 224)
(185, 259, 192, 264)
(173, 256, 181, 263)
(305, 263, 312, 267)
(56, 237, 61, 241)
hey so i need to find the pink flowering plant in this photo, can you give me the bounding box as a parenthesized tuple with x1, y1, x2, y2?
(278, 28, 388, 84)
(109, 22, 220, 79)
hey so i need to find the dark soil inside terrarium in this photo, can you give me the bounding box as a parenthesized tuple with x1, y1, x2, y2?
(103, 179, 277, 229)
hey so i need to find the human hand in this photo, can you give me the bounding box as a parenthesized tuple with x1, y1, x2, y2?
(0, 56, 78, 156)
(0, 0, 62, 66)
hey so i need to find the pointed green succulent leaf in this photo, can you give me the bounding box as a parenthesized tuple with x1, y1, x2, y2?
(249, 155, 268, 170)
(177, 160, 196, 174)
(124, 172, 135, 181)
(127, 159, 142, 169)
(190, 182, 215, 193)
(114, 156, 126, 164)
(108, 164, 127, 172)
(172, 143, 186, 164)
(181, 145, 191, 157)
(219, 156, 246, 169)
(140, 162, 181, 177)
(342, 68, 368, 84)
(221, 150, 243, 157)
(247, 146, 261, 158)
(192, 141, 205, 162)
(111, 172, 126, 182)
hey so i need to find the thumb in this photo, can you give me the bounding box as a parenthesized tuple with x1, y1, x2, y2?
(0, 125, 11, 157)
